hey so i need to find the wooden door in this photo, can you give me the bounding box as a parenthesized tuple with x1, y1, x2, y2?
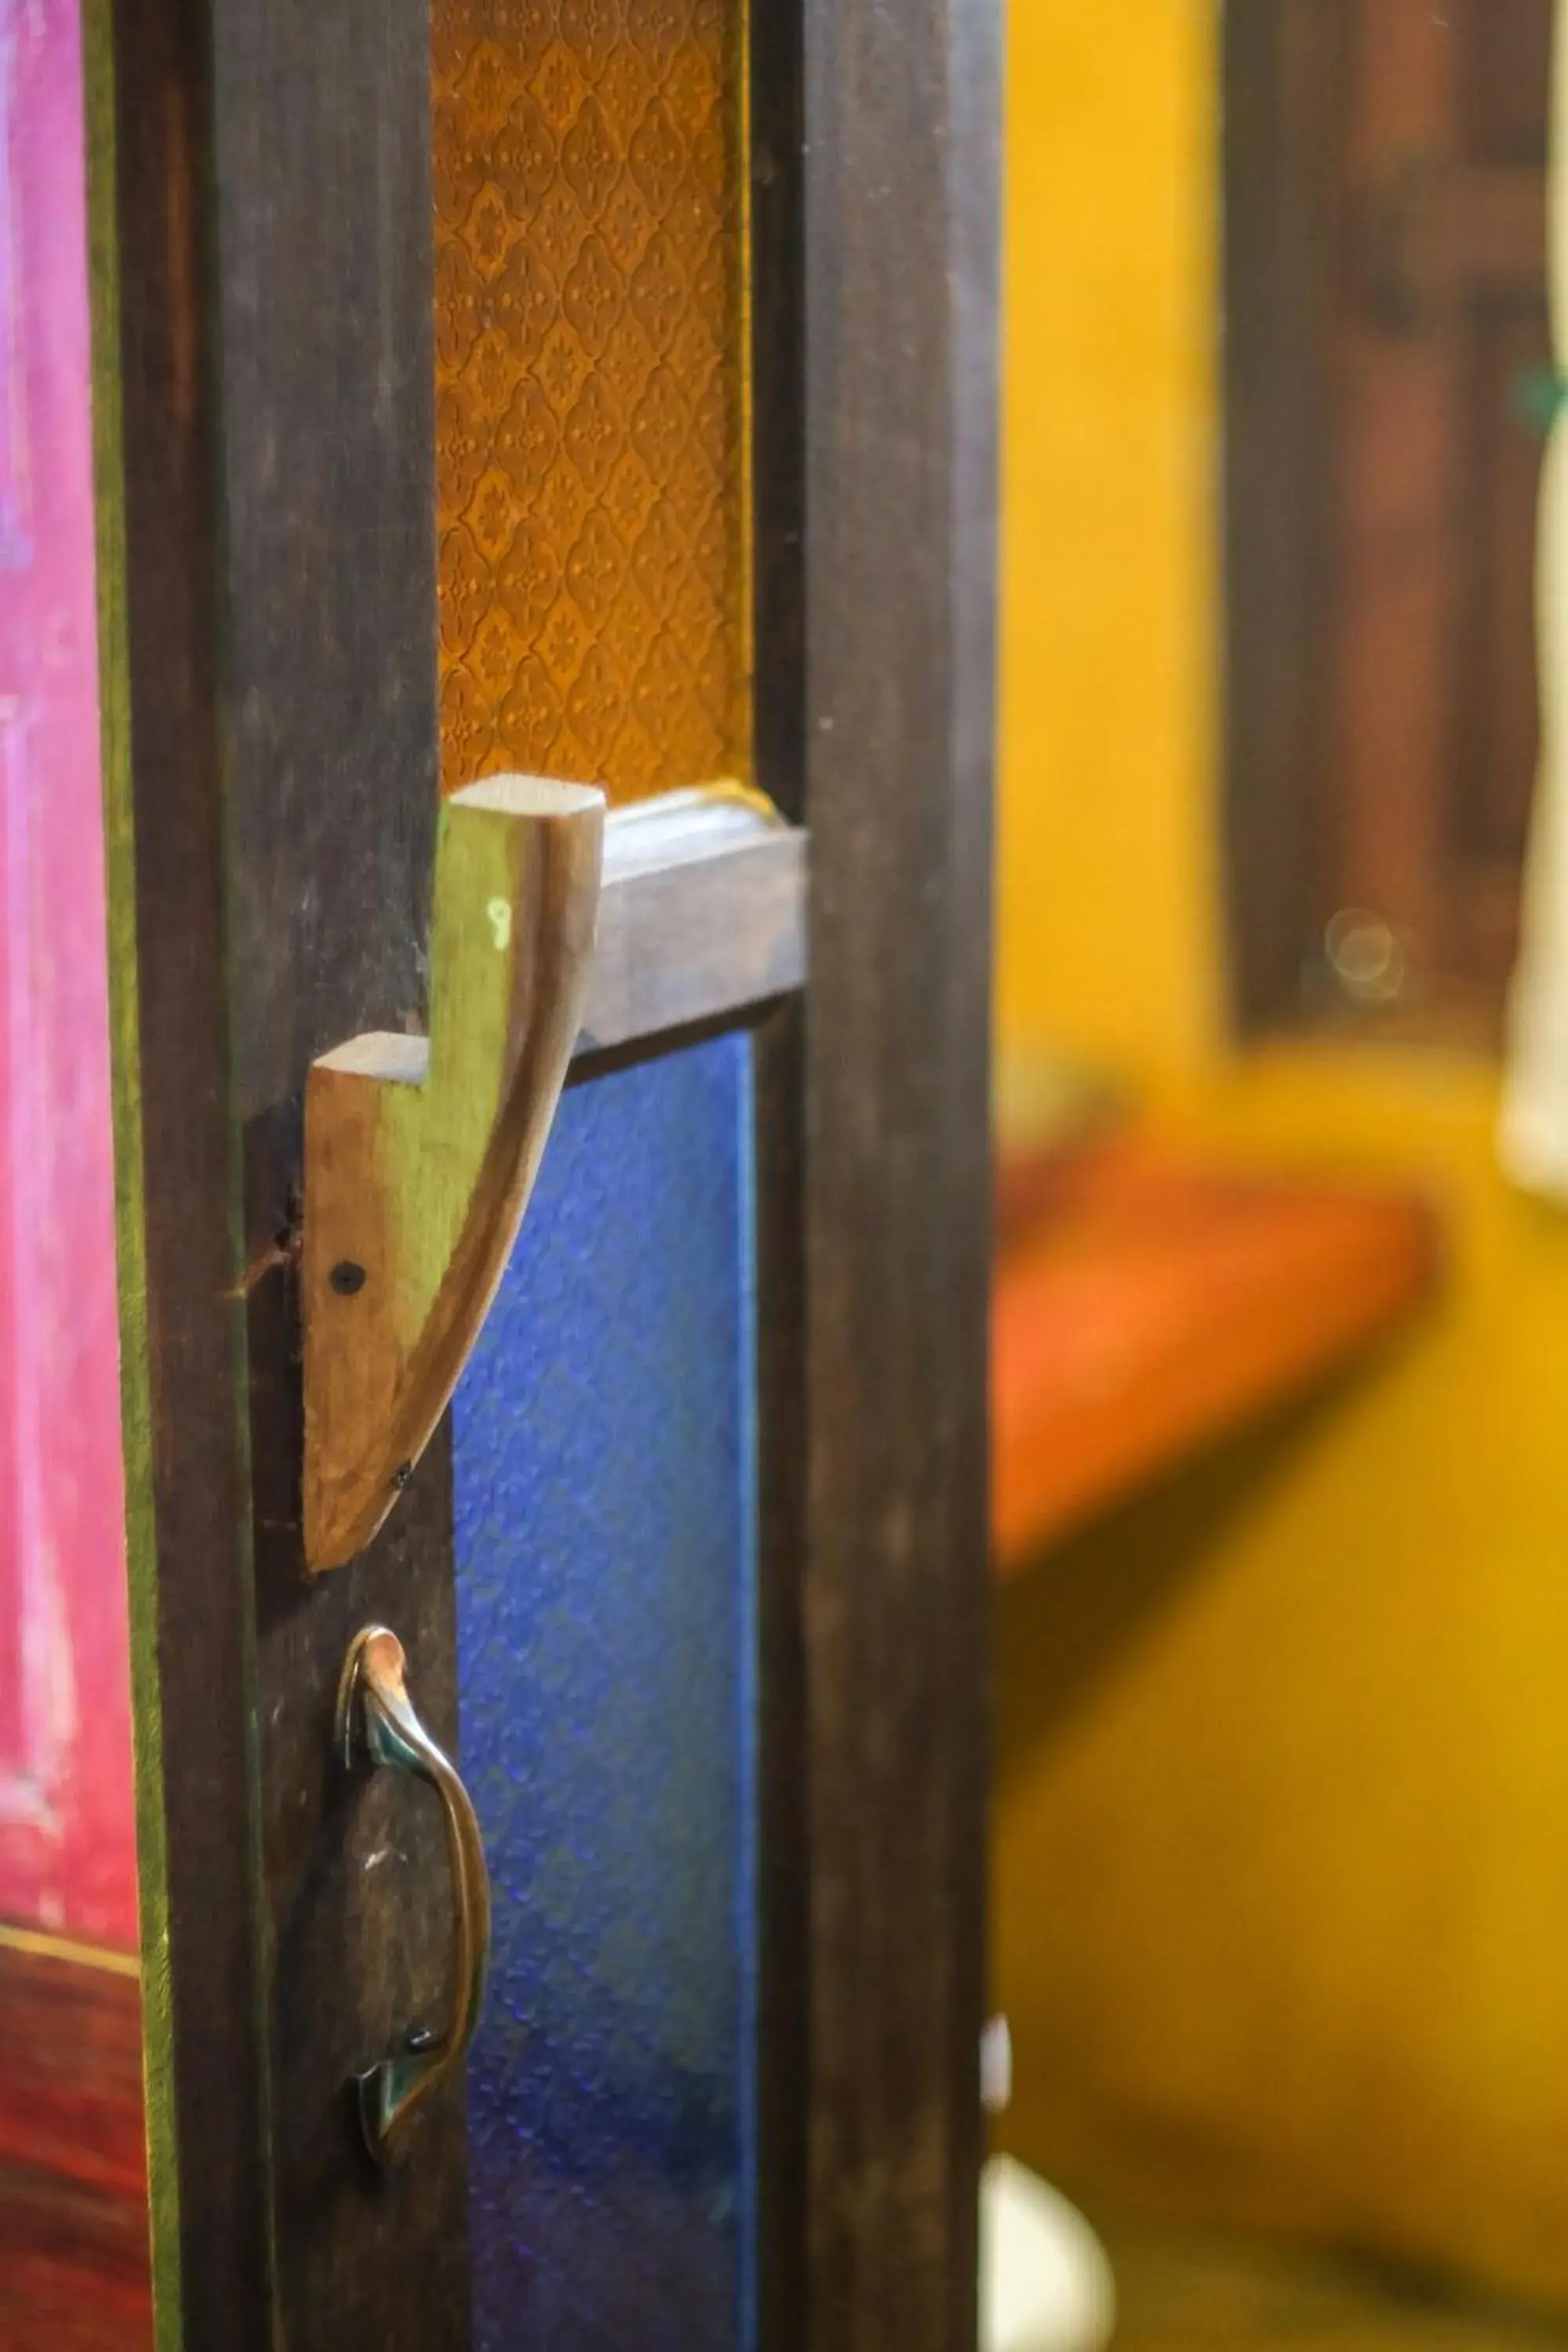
(93, 0, 998, 2347)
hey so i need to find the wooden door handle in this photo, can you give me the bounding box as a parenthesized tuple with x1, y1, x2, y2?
(336, 1624, 492, 2161)
(303, 775, 604, 1570)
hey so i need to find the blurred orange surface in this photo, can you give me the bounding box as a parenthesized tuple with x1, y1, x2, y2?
(993, 1136, 1441, 1567)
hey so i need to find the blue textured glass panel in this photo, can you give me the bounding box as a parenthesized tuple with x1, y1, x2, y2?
(452, 1035, 757, 2352)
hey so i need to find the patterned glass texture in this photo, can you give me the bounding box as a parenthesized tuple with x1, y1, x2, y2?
(452, 1036, 758, 2351)
(433, 0, 751, 803)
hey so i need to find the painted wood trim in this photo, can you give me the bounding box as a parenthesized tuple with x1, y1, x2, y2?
(94, 0, 268, 2341)
(0, 1936, 152, 2347)
(0, 1933, 147, 2198)
(580, 794, 808, 1055)
(303, 778, 604, 1571)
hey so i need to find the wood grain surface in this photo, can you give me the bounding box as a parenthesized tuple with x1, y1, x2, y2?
(801, 0, 1000, 2341)
(107, 0, 473, 2339)
(303, 779, 604, 1570)
(102, 0, 270, 2335)
(99, 0, 998, 2343)
(581, 792, 808, 1053)
(0, 1938, 151, 2351)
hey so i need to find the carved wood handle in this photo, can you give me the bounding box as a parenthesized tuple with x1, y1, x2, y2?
(302, 775, 605, 1570)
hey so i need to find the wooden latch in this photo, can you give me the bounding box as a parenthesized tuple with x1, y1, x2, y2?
(301, 776, 604, 1571)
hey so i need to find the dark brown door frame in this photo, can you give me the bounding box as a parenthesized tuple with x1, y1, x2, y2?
(98, 0, 996, 2343)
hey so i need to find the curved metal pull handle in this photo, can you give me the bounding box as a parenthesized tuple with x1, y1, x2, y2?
(336, 1624, 492, 2162)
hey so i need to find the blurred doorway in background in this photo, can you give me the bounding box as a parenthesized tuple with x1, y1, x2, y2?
(1226, 0, 1554, 1044)
(994, 0, 1568, 2343)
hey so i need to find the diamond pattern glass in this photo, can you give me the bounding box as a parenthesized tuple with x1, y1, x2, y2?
(452, 1036, 758, 2350)
(433, 0, 751, 802)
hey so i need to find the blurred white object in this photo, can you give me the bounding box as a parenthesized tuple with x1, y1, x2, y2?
(980, 2155, 1117, 2352)
(981, 2014, 1014, 2116)
(1502, 0, 1568, 1195)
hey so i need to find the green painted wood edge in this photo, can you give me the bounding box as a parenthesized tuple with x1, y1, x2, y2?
(81, 3, 184, 2339)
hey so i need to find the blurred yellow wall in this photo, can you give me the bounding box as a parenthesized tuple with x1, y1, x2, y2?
(997, 0, 1221, 1101)
(995, 0, 1568, 2305)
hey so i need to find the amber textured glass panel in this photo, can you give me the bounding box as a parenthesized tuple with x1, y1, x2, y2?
(433, 0, 750, 803)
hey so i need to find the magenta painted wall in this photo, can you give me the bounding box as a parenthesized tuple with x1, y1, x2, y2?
(0, 0, 137, 1951)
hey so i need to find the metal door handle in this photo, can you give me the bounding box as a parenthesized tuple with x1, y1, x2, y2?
(336, 1624, 492, 2162)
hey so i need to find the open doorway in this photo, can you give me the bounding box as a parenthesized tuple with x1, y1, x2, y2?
(1226, 0, 1553, 1046)
(995, 2, 1568, 2344)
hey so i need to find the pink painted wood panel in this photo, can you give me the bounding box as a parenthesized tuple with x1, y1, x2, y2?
(0, 0, 137, 1951)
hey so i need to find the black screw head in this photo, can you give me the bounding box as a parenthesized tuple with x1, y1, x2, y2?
(330, 1260, 367, 1297)
(392, 1461, 413, 1490)
(403, 2023, 436, 2054)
